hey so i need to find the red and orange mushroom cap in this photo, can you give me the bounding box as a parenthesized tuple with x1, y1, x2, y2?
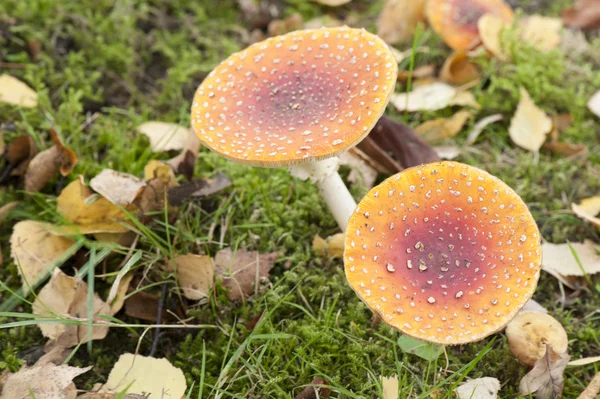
(344, 162, 542, 345)
(191, 26, 397, 167)
(426, 0, 514, 52)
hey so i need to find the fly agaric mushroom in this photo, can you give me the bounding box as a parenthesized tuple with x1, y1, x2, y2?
(191, 26, 398, 231)
(506, 310, 568, 366)
(344, 161, 542, 344)
(426, 0, 514, 52)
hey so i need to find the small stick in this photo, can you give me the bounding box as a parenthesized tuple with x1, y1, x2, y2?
(577, 371, 600, 399)
(149, 283, 168, 357)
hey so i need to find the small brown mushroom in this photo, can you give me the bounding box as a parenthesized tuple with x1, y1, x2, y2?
(191, 26, 397, 230)
(344, 161, 542, 345)
(505, 310, 568, 366)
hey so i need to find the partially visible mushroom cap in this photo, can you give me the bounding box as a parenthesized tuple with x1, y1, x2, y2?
(344, 161, 542, 345)
(426, 0, 514, 52)
(191, 26, 397, 167)
(506, 310, 568, 366)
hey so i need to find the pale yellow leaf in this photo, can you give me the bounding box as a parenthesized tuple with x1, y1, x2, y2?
(376, 0, 426, 44)
(0, 74, 38, 108)
(434, 145, 461, 159)
(391, 82, 457, 112)
(572, 196, 600, 227)
(3, 364, 91, 399)
(415, 110, 472, 144)
(509, 87, 552, 152)
(440, 51, 480, 86)
(520, 15, 562, 52)
(588, 90, 600, 118)
(172, 254, 214, 300)
(568, 356, 600, 367)
(137, 122, 191, 152)
(309, 0, 351, 5)
(478, 14, 510, 60)
(10, 220, 75, 293)
(103, 353, 187, 399)
(449, 91, 480, 109)
(381, 375, 399, 399)
(90, 169, 146, 206)
(455, 377, 500, 399)
(541, 240, 600, 276)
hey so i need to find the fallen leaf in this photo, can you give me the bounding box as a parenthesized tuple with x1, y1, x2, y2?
(309, 0, 350, 5)
(167, 173, 232, 206)
(137, 122, 191, 153)
(391, 82, 477, 112)
(572, 197, 600, 228)
(478, 14, 511, 60)
(541, 241, 600, 277)
(33, 269, 111, 348)
(376, 0, 426, 44)
(520, 15, 562, 52)
(171, 254, 214, 300)
(397, 65, 435, 83)
(397, 335, 442, 361)
(102, 353, 187, 399)
(89, 169, 146, 206)
(577, 371, 600, 399)
(137, 160, 179, 214)
(0, 74, 38, 108)
(358, 115, 439, 169)
(519, 344, 570, 399)
(294, 377, 331, 399)
(0, 131, 4, 157)
(455, 377, 500, 399)
(77, 392, 146, 399)
(214, 248, 280, 301)
(4, 134, 38, 180)
(267, 13, 303, 37)
(57, 176, 131, 234)
(434, 145, 461, 159)
(0, 201, 19, 222)
(588, 90, 600, 118)
(543, 141, 588, 157)
(124, 291, 183, 322)
(415, 110, 472, 144)
(338, 151, 378, 189)
(568, 356, 600, 367)
(24, 147, 61, 192)
(2, 363, 91, 399)
(10, 220, 75, 293)
(440, 52, 480, 86)
(522, 298, 548, 313)
(562, 0, 600, 31)
(166, 125, 202, 180)
(312, 233, 345, 258)
(381, 375, 398, 399)
(107, 273, 133, 315)
(509, 87, 553, 152)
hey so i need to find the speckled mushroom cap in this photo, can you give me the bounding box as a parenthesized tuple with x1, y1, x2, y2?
(190, 26, 397, 167)
(344, 161, 542, 345)
(426, 0, 514, 52)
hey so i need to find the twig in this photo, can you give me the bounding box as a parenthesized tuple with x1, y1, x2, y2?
(149, 282, 168, 357)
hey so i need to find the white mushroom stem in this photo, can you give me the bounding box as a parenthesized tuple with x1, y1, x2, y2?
(289, 157, 357, 231)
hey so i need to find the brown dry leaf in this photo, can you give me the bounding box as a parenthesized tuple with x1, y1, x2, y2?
(520, 15, 562, 52)
(381, 375, 399, 399)
(0, 74, 38, 108)
(509, 88, 552, 152)
(563, 0, 600, 31)
(167, 173, 232, 206)
(6, 135, 37, 165)
(577, 371, 600, 399)
(214, 248, 280, 301)
(267, 13, 303, 37)
(33, 269, 111, 348)
(376, 0, 426, 45)
(347, 146, 394, 175)
(519, 344, 570, 399)
(77, 392, 146, 399)
(57, 176, 131, 234)
(24, 146, 62, 192)
(478, 14, 511, 60)
(102, 353, 187, 399)
(89, 169, 146, 206)
(541, 240, 600, 277)
(137, 122, 191, 153)
(2, 364, 91, 399)
(10, 220, 75, 293)
(107, 273, 133, 315)
(124, 291, 183, 322)
(568, 356, 600, 367)
(440, 52, 480, 86)
(137, 160, 179, 214)
(312, 233, 345, 258)
(172, 254, 214, 300)
(455, 377, 500, 399)
(397, 65, 435, 83)
(588, 90, 600, 118)
(0, 201, 19, 222)
(309, 0, 350, 5)
(0, 131, 4, 157)
(359, 115, 439, 169)
(543, 141, 588, 157)
(572, 196, 600, 228)
(49, 128, 78, 176)
(415, 110, 472, 144)
(294, 377, 331, 399)
(166, 125, 201, 180)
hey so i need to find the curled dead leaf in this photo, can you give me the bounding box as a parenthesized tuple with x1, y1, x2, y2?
(464, 114, 504, 145)
(376, 0, 426, 44)
(10, 220, 75, 293)
(167, 173, 232, 206)
(562, 0, 600, 31)
(519, 344, 570, 399)
(572, 196, 600, 228)
(90, 169, 146, 206)
(440, 52, 480, 85)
